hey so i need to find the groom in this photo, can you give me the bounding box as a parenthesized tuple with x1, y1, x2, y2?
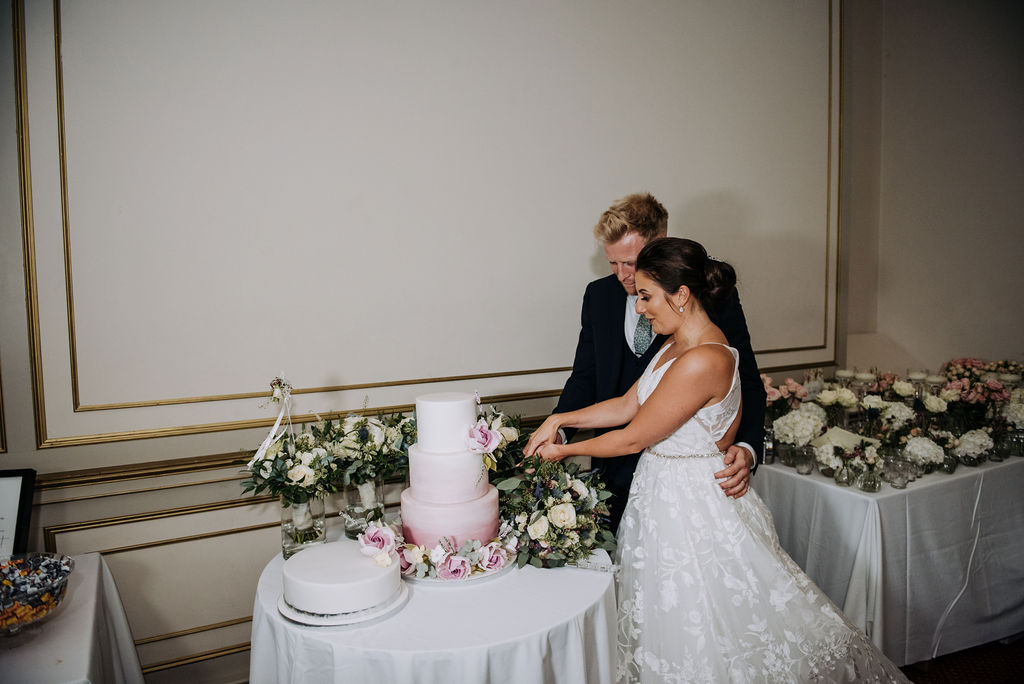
(552, 192, 766, 532)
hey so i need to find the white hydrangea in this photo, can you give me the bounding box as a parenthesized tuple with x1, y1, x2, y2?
(1004, 402, 1024, 429)
(952, 429, 994, 458)
(904, 436, 945, 465)
(773, 408, 826, 447)
(798, 401, 827, 421)
(814, 444, 843, 470)
(881, 402, 916, 430)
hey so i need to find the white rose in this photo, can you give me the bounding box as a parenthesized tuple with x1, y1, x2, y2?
(861, 395, 888, 411)
(298, 450, 314, 466)
(571, 479, 590, 498)
(286, 464, 316, 488)
(548, 502, 577, 529)
(527, 514, 550, 540)
(294, 432, 315, 450)
(923, 394, 948, 413)
(816, 389, 838, 406)
(836, 388, 858, 408)
(939, 389, 961, 403)
(499, 426, 519, 443)
(892, 381, 915, 398)
(374, 551, 392, 568)
(490, 415, 505, 432)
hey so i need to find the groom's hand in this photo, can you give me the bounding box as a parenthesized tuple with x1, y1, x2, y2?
(715, 445, 753, 499)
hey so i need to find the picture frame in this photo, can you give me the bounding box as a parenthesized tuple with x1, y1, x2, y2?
(0, 469, 36, 557)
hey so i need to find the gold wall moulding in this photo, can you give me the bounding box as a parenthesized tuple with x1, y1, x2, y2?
(134, 616, 252, 647)
(141, 642, 250, 676)
(35, 389, 562, 448)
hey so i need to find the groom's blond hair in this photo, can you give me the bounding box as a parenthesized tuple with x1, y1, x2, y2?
(593, 192, 668, 245)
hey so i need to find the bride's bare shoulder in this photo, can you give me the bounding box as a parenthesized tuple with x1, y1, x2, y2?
(665, 343, 733, 380)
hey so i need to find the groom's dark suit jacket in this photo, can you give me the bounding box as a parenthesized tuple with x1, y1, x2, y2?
(554, 274, 766, 531)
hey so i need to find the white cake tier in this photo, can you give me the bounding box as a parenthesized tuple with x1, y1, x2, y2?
(407, 444, 488, 504)
(282, 541, 400, 615)
(400, 485, 500, 550)
(415, 392, 477, 454)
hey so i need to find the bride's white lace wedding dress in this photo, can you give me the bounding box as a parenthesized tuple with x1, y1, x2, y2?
(615, 343, 908, 683)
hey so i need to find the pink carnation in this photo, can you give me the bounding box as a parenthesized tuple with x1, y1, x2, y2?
(466, 419, 502, 454)
(436, 554, 471, 580)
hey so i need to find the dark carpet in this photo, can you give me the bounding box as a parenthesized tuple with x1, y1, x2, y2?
(900, 636, 1024, 683)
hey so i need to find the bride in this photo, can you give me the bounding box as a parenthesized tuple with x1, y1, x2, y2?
(524, 238, 907, 683)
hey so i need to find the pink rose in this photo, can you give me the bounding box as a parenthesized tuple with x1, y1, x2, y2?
(760, 373, 774, 389)
(765, 386, 782, 403)
(779, 385, 791, 398)
(479, 542, 507, 572)
(436, 554, 471, 580)
(358, 523, 397, 557)
(466, 419, 502, 454)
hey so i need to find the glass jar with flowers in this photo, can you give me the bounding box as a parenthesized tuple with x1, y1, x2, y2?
(321, 412, 415, 539)
(242, 428, 337, 558)
(243, 377, 338, 558)
(952, 429, 994, 467)
(772, 403, 825, 468)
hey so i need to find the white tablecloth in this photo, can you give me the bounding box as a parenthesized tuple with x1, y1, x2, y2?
(250, 541, 617, 684)
(752, 457, 1024, 666)
(0, 552, 145, 684)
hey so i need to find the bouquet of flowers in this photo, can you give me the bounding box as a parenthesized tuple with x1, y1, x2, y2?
(773, 403, 826, 446)
(496, 457, 615, 568)
(815, 385, 858, 426)
(903, 436, 945, 468)
(844, 440, 879, 472)
(952, 429, 994, 459)
(316, 412, 415, 487)
(242, 429, 339, 503)
(1004, 400, 1024, 430)
(762, 374, 807, 424)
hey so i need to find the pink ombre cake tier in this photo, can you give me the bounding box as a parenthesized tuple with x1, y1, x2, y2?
(400, 486, 500, 550)
(407, 444, 489, 504)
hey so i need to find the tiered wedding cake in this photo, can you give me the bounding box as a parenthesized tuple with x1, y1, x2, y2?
(400, 393, 500, 549)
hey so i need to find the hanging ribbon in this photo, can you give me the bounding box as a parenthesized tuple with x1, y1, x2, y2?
(248, 376, 293, 468)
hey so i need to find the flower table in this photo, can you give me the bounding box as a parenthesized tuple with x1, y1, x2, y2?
(752, 458, 1024, 666)
(249, 536, 616, 683)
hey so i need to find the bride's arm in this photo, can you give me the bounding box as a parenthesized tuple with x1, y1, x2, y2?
(540, 347, 732, 461)
(523, 384, 641, 457)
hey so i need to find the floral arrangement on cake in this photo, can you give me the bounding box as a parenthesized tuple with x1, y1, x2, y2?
(495, 457, 615, 569)
(467, 402, 523, 473)
(357, 521, 514, 580)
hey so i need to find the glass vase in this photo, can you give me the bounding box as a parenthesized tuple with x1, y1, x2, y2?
(762, 426, 776, 465)
(957, 451, 987, 467)
(794, 446, 815, 475)
(855, 469, 882, 493)
(777, 442, 797, 467)
(940, 452, 959, 474)
(833, 464, 856, 487)
(280, 496, 326, 559)
(343, 477, 385, 539)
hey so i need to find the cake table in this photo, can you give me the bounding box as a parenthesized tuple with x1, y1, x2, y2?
(249, 539, 617, 683)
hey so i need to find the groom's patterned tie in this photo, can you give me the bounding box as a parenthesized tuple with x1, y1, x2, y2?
(633, 316, 652, 356)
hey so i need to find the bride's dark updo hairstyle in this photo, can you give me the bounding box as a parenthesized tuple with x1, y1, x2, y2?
(635, 237, 737, 311)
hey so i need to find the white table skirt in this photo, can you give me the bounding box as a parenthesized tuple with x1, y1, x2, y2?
(752, 457, 1024, 666)
(0, 552, 144, 684)
(250, 541, 617, 684)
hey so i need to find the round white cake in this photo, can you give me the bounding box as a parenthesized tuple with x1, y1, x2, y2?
(282, 541, 400, 615)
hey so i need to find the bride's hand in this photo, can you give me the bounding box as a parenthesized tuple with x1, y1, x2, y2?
(523, 415, 562, 457)
(536, 443, 568, 463)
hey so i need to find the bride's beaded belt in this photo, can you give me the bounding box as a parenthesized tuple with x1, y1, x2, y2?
(646, 450, 723, 459)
